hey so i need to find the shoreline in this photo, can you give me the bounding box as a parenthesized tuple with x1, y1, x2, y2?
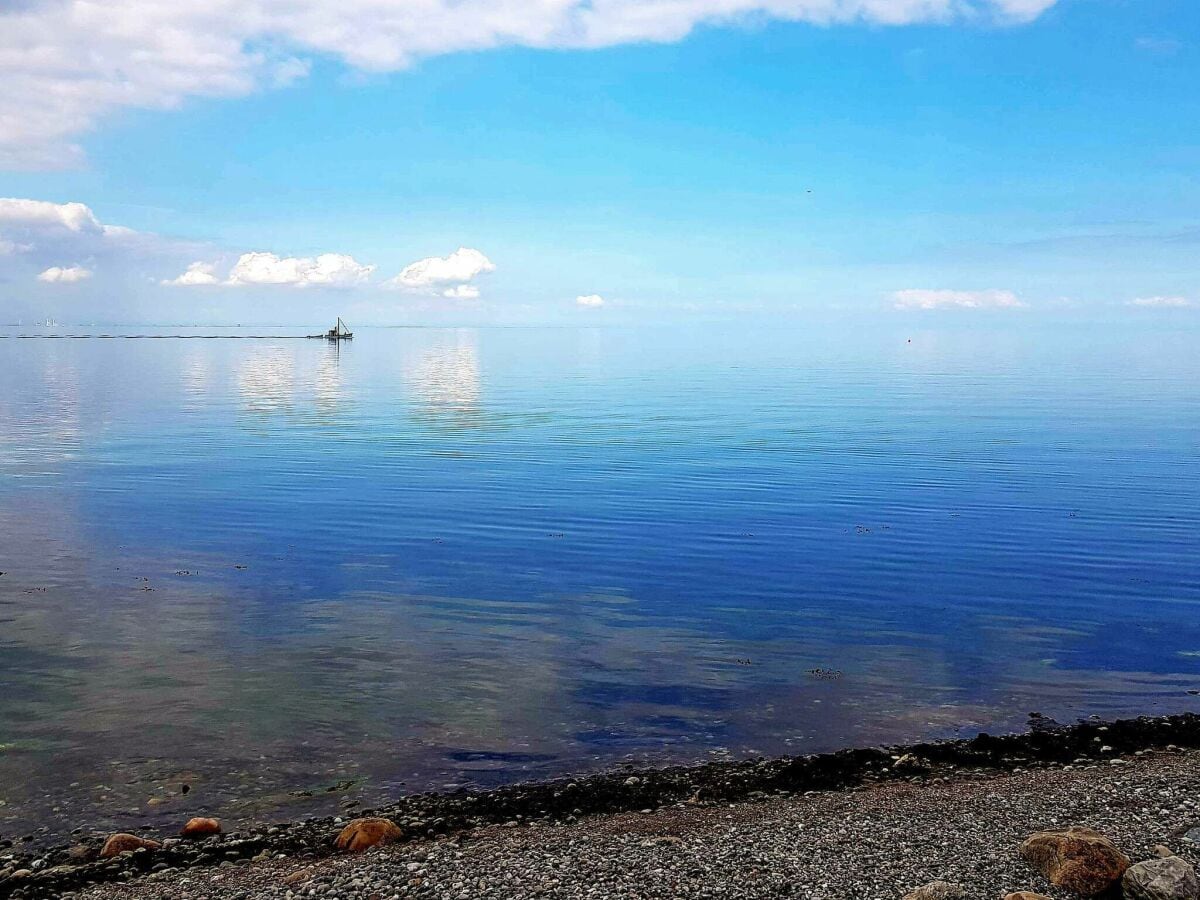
(4, 711, 1200, 899)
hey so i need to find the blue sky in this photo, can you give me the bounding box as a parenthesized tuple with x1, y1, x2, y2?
(0, 0, 1198, 324)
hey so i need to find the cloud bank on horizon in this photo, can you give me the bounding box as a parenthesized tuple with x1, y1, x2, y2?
(893, 289, 1026, 310)
(5, 198, 1196, 316)
(0, 0, 1059, 169)
(3, 197, 500, 300)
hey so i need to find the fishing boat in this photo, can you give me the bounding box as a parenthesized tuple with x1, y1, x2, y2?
(316, 317, 353, 341)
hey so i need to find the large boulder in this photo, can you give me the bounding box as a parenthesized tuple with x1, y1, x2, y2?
(1019, 827, 1129, 896)
(1123, 856, 1200, 900)
(100, 833, 162, 858)
(900, 881, 964, 900)
(334, 817, 403, 853)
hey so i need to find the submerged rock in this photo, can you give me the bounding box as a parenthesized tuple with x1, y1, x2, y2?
(334, 817, 403, 853)
(99, 832, 162, 858)
(900, 880, 964, 900)
(1123, 856, 1200, 900)
(1019, 826, 1129, 896)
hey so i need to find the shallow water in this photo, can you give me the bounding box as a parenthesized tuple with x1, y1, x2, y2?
(1, 323, 1198, 838)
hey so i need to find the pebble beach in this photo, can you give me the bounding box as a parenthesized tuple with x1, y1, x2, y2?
(4, 714, 1200, 900)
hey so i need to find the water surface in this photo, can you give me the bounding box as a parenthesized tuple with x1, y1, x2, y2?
(1, 323, 1198, 838)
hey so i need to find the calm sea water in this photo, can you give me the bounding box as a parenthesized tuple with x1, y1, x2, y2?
(1, 323, 1198, 838)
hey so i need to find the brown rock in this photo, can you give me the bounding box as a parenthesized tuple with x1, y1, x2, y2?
(1019, 827, 1130, 896)
(901, 881, 964, 900)
(334, 817, 402, 853)
(100, 833, 162, 858)
(282, 867, 316, 885)
(1004, 893, 1053, 900)
(181, 817, 221, 838)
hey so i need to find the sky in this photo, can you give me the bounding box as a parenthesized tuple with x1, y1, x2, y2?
(0, 0, 1198, 326)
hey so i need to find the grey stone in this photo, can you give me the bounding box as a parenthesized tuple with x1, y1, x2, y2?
(1123, 856, 1200, 900)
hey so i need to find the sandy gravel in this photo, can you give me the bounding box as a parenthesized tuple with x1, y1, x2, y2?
(75, 749, 1200, 900)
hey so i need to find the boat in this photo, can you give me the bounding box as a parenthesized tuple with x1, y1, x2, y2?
(313, 318, 353, 341)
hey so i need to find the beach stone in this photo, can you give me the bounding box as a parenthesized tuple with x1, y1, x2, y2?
(900, 880, 964, 900)
(1019, 826, 1129, 896)
(1184, 828, 1200, 845)
(282, 867, 313, 884)
(181, 817, 221, 838)
(1156, 846, 1177, 858)
(893, 754, 930, 773)
(100, 833, 162, 858)
(1123, 856, 1200, 900)
(1003, 893, 1052, 900)
(334, 817, 402, 853)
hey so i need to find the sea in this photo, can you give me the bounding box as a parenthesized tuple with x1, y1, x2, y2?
(1, 321, 1198, 837)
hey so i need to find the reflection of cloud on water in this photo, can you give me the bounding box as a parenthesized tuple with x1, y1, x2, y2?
(313, 344, 345, 414)
(181, 346, 209, 399)
(238, 347, 297, 413)
(404, 331, 483, 427)
(3, 486, 1197, 839)
(0, 345, 84, 473)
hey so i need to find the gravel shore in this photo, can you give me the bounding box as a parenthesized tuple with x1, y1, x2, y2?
(78, 747, 1200, 900)
(4, 714, 1199, 900)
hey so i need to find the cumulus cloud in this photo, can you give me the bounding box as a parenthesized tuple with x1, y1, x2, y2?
(892, 288, 1026, 310)
(385, 247, 495, 299)
(1128, 295, 1194, 308)
(0, 198, 103, 233)
(0, 196, 220, 295)
(0, 197, 173, 250)
(225, 251, 375, 287)
(163, 252, 376, 286)
(388, 247, 495, 290)
(163, 261, 221, 286)
(0, 0, 1060, 169)
(576, 294, 605, 307)
(37, 265, 92, 283)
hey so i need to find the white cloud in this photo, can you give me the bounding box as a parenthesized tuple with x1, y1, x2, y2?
(163, 261, 221, 286)
(387, 247, 495, 291)
(892, 288, 1026, 310)
(1, 196, 214, 294)
(0, 0, 1060, 169)
(576, 294, 605, 307)
(37, 265, 93, 283)
(1128, 295, 1194, 308)
(442, 284, 481, 300)
(225, 251, 375, 287)
(165, 251, 377, 287)
(0, 198, 102, 233)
